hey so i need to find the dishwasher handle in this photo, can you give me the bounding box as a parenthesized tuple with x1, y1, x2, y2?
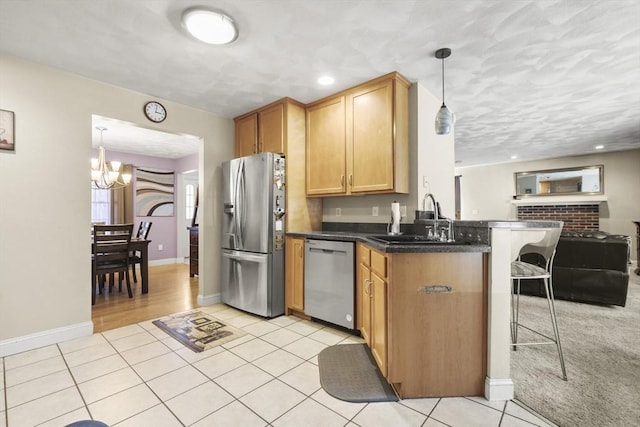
(308, 247, 348, 255)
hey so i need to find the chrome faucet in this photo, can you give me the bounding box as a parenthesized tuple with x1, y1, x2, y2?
(422, 193, 439, 240)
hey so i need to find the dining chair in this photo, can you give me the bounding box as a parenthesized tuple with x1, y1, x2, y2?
(130, 221, 152, 283)
(510, 223, 568, 380)
(92, 224, 134, 305)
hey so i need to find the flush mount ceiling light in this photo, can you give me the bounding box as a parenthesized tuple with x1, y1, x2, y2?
(317, 75, 335, 86)
(434, 47, 454, 135)
(182, 8, 238, 45)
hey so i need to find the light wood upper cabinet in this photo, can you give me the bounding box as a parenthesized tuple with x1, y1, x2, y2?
(285, 236, 305, 314)
(306, 72, 409, 197)
(259, 102, 285, 154)
(234, 99, 286, 157)
(305, 96, 346, 196)
(235, 113, 258, 158)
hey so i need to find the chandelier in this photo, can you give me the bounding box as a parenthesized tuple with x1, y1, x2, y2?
(91, 127, 131, 189)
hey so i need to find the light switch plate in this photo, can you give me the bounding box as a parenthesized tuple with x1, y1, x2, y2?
(336, 208, 341, 217)
(372, 206, 379, 216)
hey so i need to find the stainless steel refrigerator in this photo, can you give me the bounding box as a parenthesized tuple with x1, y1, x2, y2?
(221, 152, 286, 317)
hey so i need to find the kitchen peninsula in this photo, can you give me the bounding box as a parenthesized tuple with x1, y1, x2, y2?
(287, 219, 562, 401)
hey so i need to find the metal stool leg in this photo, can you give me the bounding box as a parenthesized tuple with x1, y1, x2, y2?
(543, 276, 568, 381)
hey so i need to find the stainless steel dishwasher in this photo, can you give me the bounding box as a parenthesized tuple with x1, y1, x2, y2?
(304, 239, 355, 329)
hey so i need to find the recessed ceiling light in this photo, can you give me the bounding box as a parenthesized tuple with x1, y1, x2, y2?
(595, 145, 604, 150)
(182, 8, 238, 45)
(511, 155, 518, 159)
(317, 76, 335, 86)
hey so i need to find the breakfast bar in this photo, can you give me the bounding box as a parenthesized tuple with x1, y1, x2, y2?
(288, 219, 562, 401)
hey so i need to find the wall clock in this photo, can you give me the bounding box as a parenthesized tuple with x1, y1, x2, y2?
(143, 101, 167, 123)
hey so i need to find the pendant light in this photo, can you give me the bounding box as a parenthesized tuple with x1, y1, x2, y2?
(91, 127, 131, 189)
(434, 48, 453, 135)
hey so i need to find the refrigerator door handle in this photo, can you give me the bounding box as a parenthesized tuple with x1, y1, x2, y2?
(222, 250, 268, 263)
(224, 203, 235, 214)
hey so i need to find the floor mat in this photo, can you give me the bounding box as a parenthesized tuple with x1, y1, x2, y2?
(317, 343, 398, 403)
(152, 310, 246, 352)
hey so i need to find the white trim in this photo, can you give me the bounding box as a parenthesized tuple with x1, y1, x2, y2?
(149, 258, 180, 267)
(198, 292, 221, 306)
(0, 321, 93, 357)
(511, 195, 607, 206)
(484, 377, 515, 401)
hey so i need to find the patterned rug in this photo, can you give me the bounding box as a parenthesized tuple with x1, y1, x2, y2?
(152, 310, 246, 352)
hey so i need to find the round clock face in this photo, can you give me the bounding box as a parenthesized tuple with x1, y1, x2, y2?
(144, 101, 167, 123)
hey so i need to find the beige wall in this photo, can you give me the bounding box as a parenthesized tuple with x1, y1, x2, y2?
(322, 82, 455, 225)
(0, 54, 234, 349)
(456, 149, 640, 260)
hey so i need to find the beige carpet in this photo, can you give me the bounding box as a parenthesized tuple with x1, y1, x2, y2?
(152, 310, 246, 352)
(511, 269, 640, 427)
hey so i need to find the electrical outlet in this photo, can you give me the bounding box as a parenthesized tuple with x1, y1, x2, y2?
(400, 205, 407, 217)
(423, 176, 429, 188)
(158, 244, 163, 251)
(336, 208, 341, 217)
(372, 206, 379, 216)
(472, 209, 479, 215)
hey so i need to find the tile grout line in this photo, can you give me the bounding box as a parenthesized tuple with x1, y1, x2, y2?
(101, 330, 188, 426)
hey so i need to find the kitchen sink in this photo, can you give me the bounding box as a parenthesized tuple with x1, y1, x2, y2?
(367, 234, 461, 245)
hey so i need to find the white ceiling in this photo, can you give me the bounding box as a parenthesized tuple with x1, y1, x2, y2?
(1, 0, 639, 166)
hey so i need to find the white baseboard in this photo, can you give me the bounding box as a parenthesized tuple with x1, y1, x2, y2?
(0, 321, 94, 357)
(484, 377, 515, 401)
(149, 258, 180, 267)
(198, 293, 221, 306)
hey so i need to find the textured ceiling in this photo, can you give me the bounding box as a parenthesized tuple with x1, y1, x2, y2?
(1, 0, 639, 166)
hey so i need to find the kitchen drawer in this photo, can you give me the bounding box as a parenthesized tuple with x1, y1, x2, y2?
(370, 249, 387, 278)
(357, 243, 371, 266)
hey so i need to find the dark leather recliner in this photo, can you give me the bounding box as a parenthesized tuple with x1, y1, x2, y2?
(520, 231, 630, 306)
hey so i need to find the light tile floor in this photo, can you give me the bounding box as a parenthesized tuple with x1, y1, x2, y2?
(1, 305, 557, 427)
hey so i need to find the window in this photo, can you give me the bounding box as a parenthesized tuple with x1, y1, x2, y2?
(91, 187, 111, 224)
(185, 184, 195, 219)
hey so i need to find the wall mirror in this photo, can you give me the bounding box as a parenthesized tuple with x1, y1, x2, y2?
(515, 165, 604, 197)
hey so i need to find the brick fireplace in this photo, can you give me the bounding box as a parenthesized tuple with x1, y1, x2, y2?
(516, 204, 600, 231)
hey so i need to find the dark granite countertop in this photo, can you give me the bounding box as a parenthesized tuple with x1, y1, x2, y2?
(287, 230, 491, 254)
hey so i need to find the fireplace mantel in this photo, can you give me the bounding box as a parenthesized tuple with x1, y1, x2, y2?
(511, 195, 608, 206)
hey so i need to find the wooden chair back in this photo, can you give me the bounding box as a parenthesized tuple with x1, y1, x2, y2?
(93, 224, 133, 270)
(136, 221, 153, 240)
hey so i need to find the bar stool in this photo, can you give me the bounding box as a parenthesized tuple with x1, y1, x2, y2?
(511, 224, 568, 381)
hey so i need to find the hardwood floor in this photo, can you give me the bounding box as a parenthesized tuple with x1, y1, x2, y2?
(91, 263, 200, 333)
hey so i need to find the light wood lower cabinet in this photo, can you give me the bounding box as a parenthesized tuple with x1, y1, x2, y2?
(356, 243, 487, 398)
(285, 236, 305, 315)
(357, 243, 388, 376)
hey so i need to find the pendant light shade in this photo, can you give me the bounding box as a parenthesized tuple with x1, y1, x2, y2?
(434, 48, 453, 135)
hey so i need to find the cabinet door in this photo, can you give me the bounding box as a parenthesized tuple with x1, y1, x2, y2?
(371, 272, 388, 377)
(235, 113, 258, 157)
(259, 102, 285, 154)
(285, 237, 305, 312)
(358, 263, 372, 346)
(306, 96, 346, 196)
(348, 79, 395, 193)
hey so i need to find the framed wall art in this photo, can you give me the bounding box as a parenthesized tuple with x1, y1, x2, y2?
(135, 167, 175, 217)
(0, 109, 15, 152)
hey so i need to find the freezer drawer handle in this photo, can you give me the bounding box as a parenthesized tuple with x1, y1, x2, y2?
(419, 285, 453, 294)
(308, 248, 347, 255)
(222, 251, 267, 263)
